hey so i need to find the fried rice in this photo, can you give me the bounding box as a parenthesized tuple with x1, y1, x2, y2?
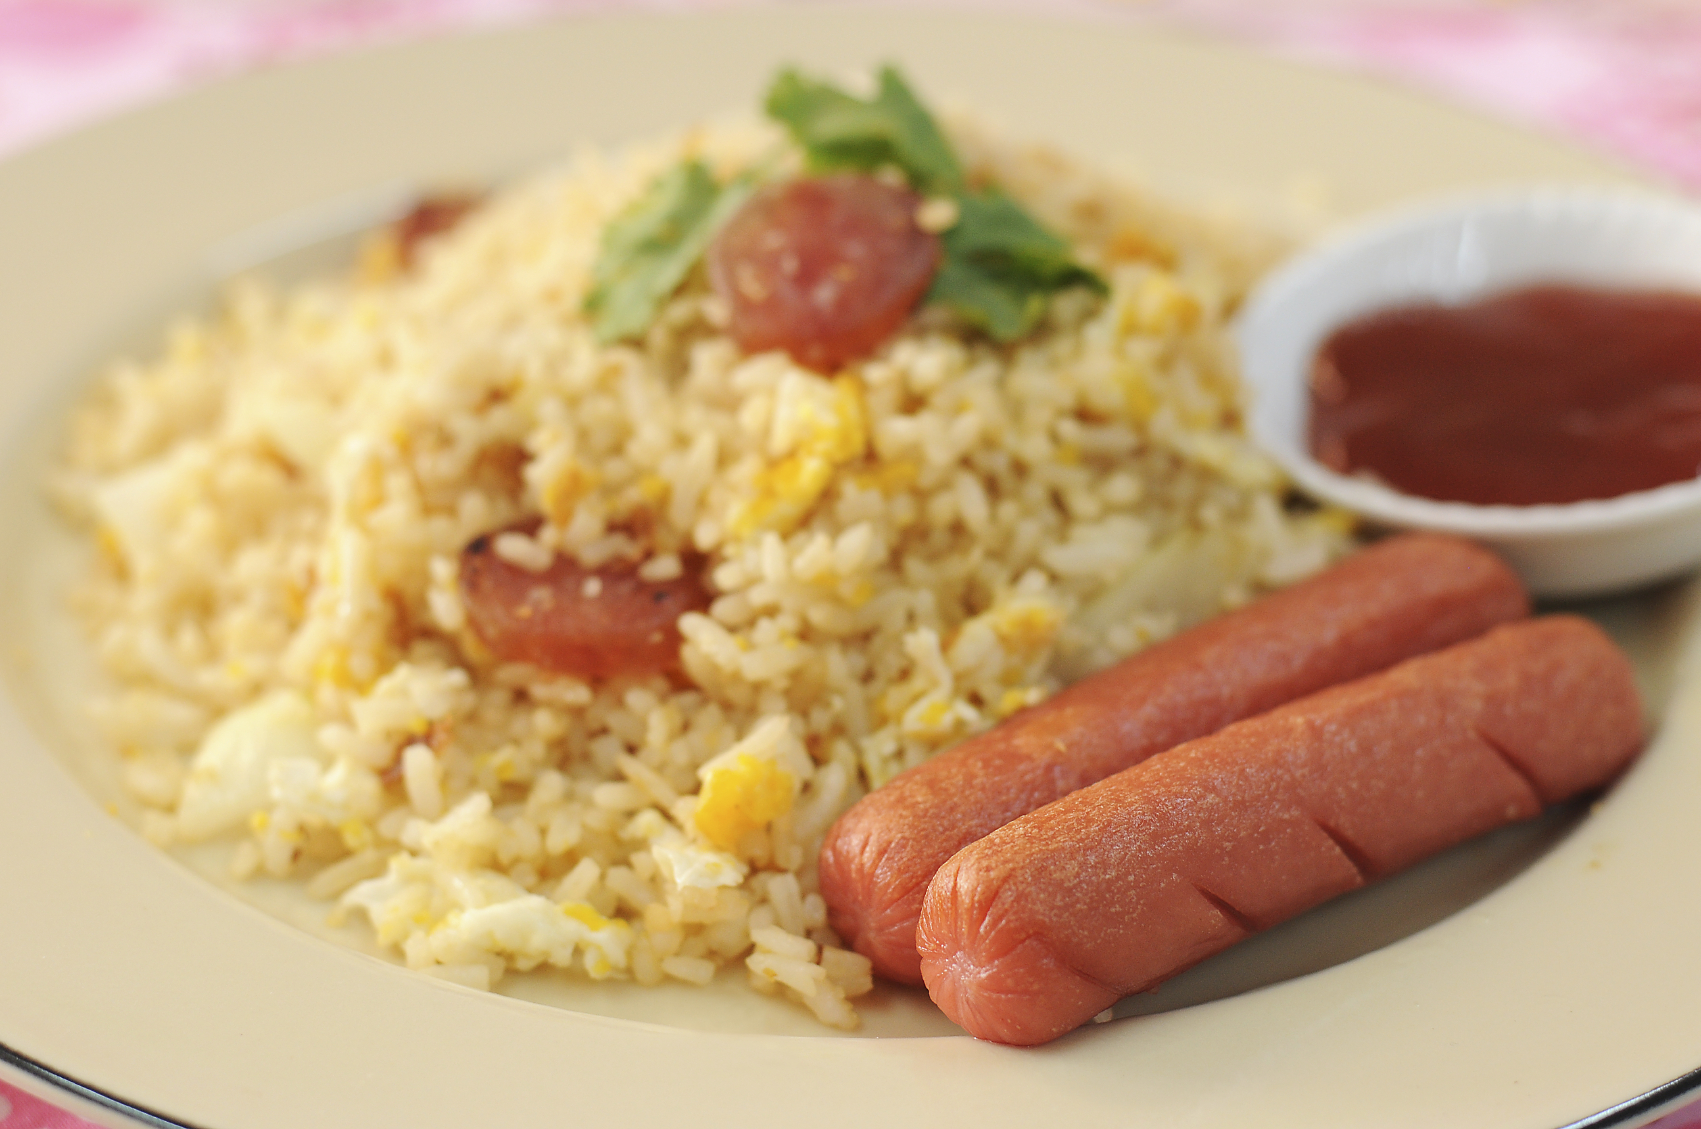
(54, 111, 1348, 1029)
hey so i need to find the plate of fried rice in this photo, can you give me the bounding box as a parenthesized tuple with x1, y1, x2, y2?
(5, 6, 1701, 1129)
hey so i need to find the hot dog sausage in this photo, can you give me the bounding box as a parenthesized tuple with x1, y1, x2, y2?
(916, 615, 1645, 1046)
(819, 533, 1529, 983)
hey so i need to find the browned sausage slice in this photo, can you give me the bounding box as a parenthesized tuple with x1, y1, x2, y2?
(707, 175, 940, 372)
(395, 194, 480, 268)
(819, 532, 1529, 984)
(916, 615, 1645, 1046)
(459, 536, 709, 680)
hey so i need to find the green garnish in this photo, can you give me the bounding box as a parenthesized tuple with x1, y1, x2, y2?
(764, 66, 1105, 342)
(583, 65, 1105, 345)
(926, 189, 1110, 341)
(764, 66, 964, 196)
(584, 159, 751, 343)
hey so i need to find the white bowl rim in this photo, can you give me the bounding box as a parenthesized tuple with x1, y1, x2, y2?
(1236, 184, 1701, 539)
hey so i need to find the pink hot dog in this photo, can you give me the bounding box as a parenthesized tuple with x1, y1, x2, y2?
(820, 532, 1529, 984)
(917, 615, 1645, 1046)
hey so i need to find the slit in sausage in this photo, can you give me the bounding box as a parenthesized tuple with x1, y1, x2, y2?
(1188, 883, 1259, 937)
(1308, 817, 1375, 884)
(1471, 725, 1549, 809)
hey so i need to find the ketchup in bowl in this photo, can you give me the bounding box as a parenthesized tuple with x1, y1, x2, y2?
(1307, 285, 1701, 507)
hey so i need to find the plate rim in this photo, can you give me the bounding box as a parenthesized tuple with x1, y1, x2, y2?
(9, 1039, 1701, 1129)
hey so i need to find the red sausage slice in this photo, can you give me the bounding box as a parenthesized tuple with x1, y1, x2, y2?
(394, 195, 479, 268)
(707, 175, 940, 372)
(916, 615, 1645, 1046)
(819, 532, 1529, 985)
(459, 536, 709, 680)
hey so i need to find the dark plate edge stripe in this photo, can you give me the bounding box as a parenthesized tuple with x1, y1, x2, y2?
(0, 1041, 202, 1129)
(6, 1028, 1699, 1129)
(1563, 1064, 1701, 1129)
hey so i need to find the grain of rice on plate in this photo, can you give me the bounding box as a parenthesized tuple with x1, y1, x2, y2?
(54, 69, 1349, 1029)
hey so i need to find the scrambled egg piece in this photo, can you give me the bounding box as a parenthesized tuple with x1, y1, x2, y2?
(694, 752, 795, 852)
(89, 444, 206, 578)
(1119, 269, 1201, 337)
(730, 373, 867, 538)
(176, 690, 327, 840)
(431, 896, 634, 979)
(227, 379, 338, 471)
(341, 853, 634, 980)
(651, 838, 747, 891)
(691, 716, 809, 852)
(991, 597, 1062, 655)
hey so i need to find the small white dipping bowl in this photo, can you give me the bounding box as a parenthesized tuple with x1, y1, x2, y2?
(1237, 187, 1701, 598)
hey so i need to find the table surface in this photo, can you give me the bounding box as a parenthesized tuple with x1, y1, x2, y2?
(2, 1, 1699, 1127)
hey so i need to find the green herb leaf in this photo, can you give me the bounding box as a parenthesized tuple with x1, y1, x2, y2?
(928, 190, 1109, 341)
(765, 65, 1105, 342)
(584, 160, 752, 343)
(586, 68, 1107, 348)
(925, 256, 1051, 343)
(764, 66, 963, 195)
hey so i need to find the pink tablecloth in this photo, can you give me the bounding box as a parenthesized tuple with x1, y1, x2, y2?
(2, 1, 1700, 1126)
(4, 0, 1701, 186)
(0, 1078, 100, 1129)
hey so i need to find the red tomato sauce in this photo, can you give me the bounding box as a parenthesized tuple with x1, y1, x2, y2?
(1308, 285, 1701, 506)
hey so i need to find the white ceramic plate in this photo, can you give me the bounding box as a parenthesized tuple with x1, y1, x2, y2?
(4, 6, 1701, 1128)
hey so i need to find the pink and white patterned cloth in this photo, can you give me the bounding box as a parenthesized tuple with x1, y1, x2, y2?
(2, 0, 1700, 1126)
(3, 0, 1701, 185)
(0, 1078, 99, 1129)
